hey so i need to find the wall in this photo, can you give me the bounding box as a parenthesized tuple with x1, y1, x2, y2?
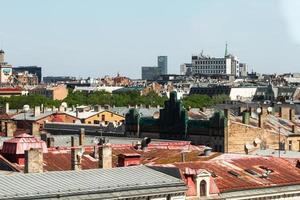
(84, 111, 125, 125)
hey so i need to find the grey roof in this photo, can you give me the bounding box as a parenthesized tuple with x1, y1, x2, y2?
(12, 110, 55, 121)
(110, 107, 160, 117)
(0, 165, 186, 200)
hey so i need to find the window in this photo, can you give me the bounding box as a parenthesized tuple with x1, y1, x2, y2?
(111, 113, 114, 117)
(289, 140, 292, 151)
(200, 180, 207, 196)
(101, 115, 105, 121)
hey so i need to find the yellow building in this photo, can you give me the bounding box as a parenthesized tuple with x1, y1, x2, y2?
(83, 110, 125, 125)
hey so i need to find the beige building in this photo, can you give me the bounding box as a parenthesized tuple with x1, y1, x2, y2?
(30, 84, 68, 100)
(0, 49, 13, 84)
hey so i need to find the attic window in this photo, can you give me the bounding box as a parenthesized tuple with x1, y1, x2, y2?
(245, 169, 258, 176)
(228, 170, 240, 177)
(259, 166, 274, 173)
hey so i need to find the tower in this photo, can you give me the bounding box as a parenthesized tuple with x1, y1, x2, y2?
(224, 42, 228, 57)
(0, 49, 5, 63)
(158, 56, 168, 75)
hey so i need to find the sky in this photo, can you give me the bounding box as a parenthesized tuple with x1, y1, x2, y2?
(0, 0, 300, 78)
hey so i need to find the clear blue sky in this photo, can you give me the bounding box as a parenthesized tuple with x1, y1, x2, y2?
(0, 0, 299, 78)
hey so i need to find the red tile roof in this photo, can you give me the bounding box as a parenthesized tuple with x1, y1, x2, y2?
(173, 156, 300, 193)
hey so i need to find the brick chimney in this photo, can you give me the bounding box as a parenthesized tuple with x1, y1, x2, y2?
(24, 148, 43, 173)
(98, 143, 112, 169)
(71, 147, 82, 170)
(79, 128, 85, 146)
(34, 106, 41, 117)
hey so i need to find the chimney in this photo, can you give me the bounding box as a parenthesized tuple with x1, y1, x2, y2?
(98, 143, 112, 169)
(52, 106, 56, 112)
(180, 151, 186, 162)
(24, 148, 43, 173)
(41, 104, 44, 113)
(34, 106, 41, 117)
(289, 108, 295, 121)
(76, 109, 79, 118)
(258, 113, 262, 128)
(79, 128, 85, 146)
(47, 137, 54, 148)
(292, 125, 295, 133)
(93, 145, 99, 159)
(5, 102, 9, 114)
(71, 147, 82, 170)
(40, 133, 48, 143)
(71, 136, 76, 147)
(242, 111, 250, 125)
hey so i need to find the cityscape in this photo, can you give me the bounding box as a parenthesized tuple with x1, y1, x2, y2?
(1, 1, 300, 200)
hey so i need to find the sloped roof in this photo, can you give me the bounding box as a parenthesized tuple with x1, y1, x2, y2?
(173, 156, 300, 193)
(0, 165, 186, 199)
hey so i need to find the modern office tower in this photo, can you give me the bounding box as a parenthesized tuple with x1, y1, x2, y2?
(13, 66, 42, 83)
(157, 56, 167, 75)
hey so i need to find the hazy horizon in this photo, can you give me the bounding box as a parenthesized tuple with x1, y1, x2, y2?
(1, 0, 300, 78)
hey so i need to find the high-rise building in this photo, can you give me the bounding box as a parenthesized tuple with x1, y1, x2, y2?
(13, 66, 42, 83)
(157, 56, 167, 75)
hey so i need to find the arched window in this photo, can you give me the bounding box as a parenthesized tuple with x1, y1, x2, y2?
(200, 180, 207, 196)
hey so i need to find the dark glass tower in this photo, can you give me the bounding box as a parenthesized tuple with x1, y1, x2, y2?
(157, 56, 167, 75)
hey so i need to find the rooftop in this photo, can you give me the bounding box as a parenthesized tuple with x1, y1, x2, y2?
(0, 165, 186, 200)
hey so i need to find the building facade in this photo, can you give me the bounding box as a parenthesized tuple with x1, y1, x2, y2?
(158, 56, 168, 75)
(141, 66, 160, 80)
(191, 53, 240, 77)
(0, 50, 13, 84)
(13, 66, 42, 83)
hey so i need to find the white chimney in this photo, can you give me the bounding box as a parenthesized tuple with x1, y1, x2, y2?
(34, 106, 41, 117)
(5, 102, 9, 114)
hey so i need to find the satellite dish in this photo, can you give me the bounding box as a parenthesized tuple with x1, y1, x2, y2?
(267, 107, 273, 113)
(245, 143, 253, 150)
(256, 108, 262, 114)
(23, 105, 30, 112)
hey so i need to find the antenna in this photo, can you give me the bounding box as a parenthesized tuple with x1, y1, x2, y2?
(225, 41, 228, 57)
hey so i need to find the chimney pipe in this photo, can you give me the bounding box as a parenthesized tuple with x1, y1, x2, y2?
(5, 102, 9, 114)
(181, 152, 186, 162)
(71, 136, 76, 147)
(292, 125, 295, 133)
(98, 143, 112, 169)
(33, 106, 40, 117)
(79, 128, 85, 146)
(24, 148, 43, 173)
(41, 104, 44, 113)
(47, 137, 54, 148)
(242, 111, 250, 125)
(258, 113, 262, 128)
(71, 147, 82, 170)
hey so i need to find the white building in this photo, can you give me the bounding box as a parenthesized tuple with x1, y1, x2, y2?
(191, 52, 240, 77)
